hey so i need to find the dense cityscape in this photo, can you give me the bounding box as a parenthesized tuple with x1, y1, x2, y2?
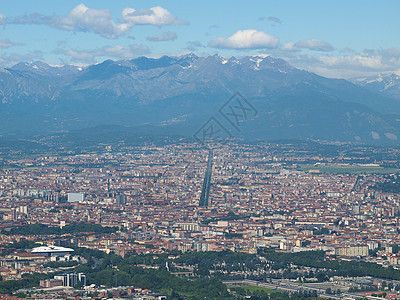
(1, 141, 400, 298)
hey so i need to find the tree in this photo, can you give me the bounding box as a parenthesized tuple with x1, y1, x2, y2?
(317, 273, 328, 282)
(382, 281, 387, 289)
(170, 290, 181, 299)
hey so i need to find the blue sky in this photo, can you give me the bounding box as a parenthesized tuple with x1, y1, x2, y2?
(1, 0, 399, 78)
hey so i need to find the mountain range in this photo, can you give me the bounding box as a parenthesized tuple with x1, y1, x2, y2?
(350, 73, 400, 101)
(1, 54, 400, 145)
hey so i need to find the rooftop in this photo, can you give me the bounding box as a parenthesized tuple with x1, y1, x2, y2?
(31, 246, 74, 253)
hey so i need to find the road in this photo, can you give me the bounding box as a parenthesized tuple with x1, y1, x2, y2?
(199, 149, 213, 207)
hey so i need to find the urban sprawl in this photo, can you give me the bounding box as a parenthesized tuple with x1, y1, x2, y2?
(1, 141, 400, 299)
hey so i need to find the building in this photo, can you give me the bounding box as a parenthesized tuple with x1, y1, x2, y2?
(40, 279, 63, 288)
(47, 191, 59, 203)
(336, 245, 369, 257)
(54, 272, 86, 287)
(176, 222, 200, 232)
(116, 193, 127, 205)
(31, 246, 74, 257)
(11, 253, 47, 262)
(67, 193, 84, 203)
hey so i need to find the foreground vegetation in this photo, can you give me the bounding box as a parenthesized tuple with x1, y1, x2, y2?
(261, 249, 400, 280)
(2, 241, 400, 298)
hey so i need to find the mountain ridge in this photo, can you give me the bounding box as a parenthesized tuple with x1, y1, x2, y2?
(351, 73, 400, 100)
(1, 54, 400, 145)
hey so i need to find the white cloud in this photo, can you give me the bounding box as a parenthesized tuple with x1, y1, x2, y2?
(279, 39, 333, 53)
(5, 4, 186, 39)
(55, 44, 150, 63)
(281, 42, 298, 52)
(122, 6, 187, 26)
(270, 47, 400, 79)
(315, 48, 400, 75)
(209, 29, 279, 49)
(101, 44, 150, 58)
(50, 4, 131, 39)
(0, 38, 23, 49)
(319, 55, 383, 69)
(146, 31, 177, 42)
(295, 39, 334, 52)
(0, 13, 6, 25)
(59, 49, 94, 62)
(270, 39, 400, 78)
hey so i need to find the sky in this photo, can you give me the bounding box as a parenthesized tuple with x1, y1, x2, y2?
(1, 0, 400, 79)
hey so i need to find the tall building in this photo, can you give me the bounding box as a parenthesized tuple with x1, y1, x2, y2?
(47, 191, 59, 203)
(11, 208, 17, 221)
(17, 206, 28, 215)
(116, 193, 127, 205)
(54, 272, 86, 287)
